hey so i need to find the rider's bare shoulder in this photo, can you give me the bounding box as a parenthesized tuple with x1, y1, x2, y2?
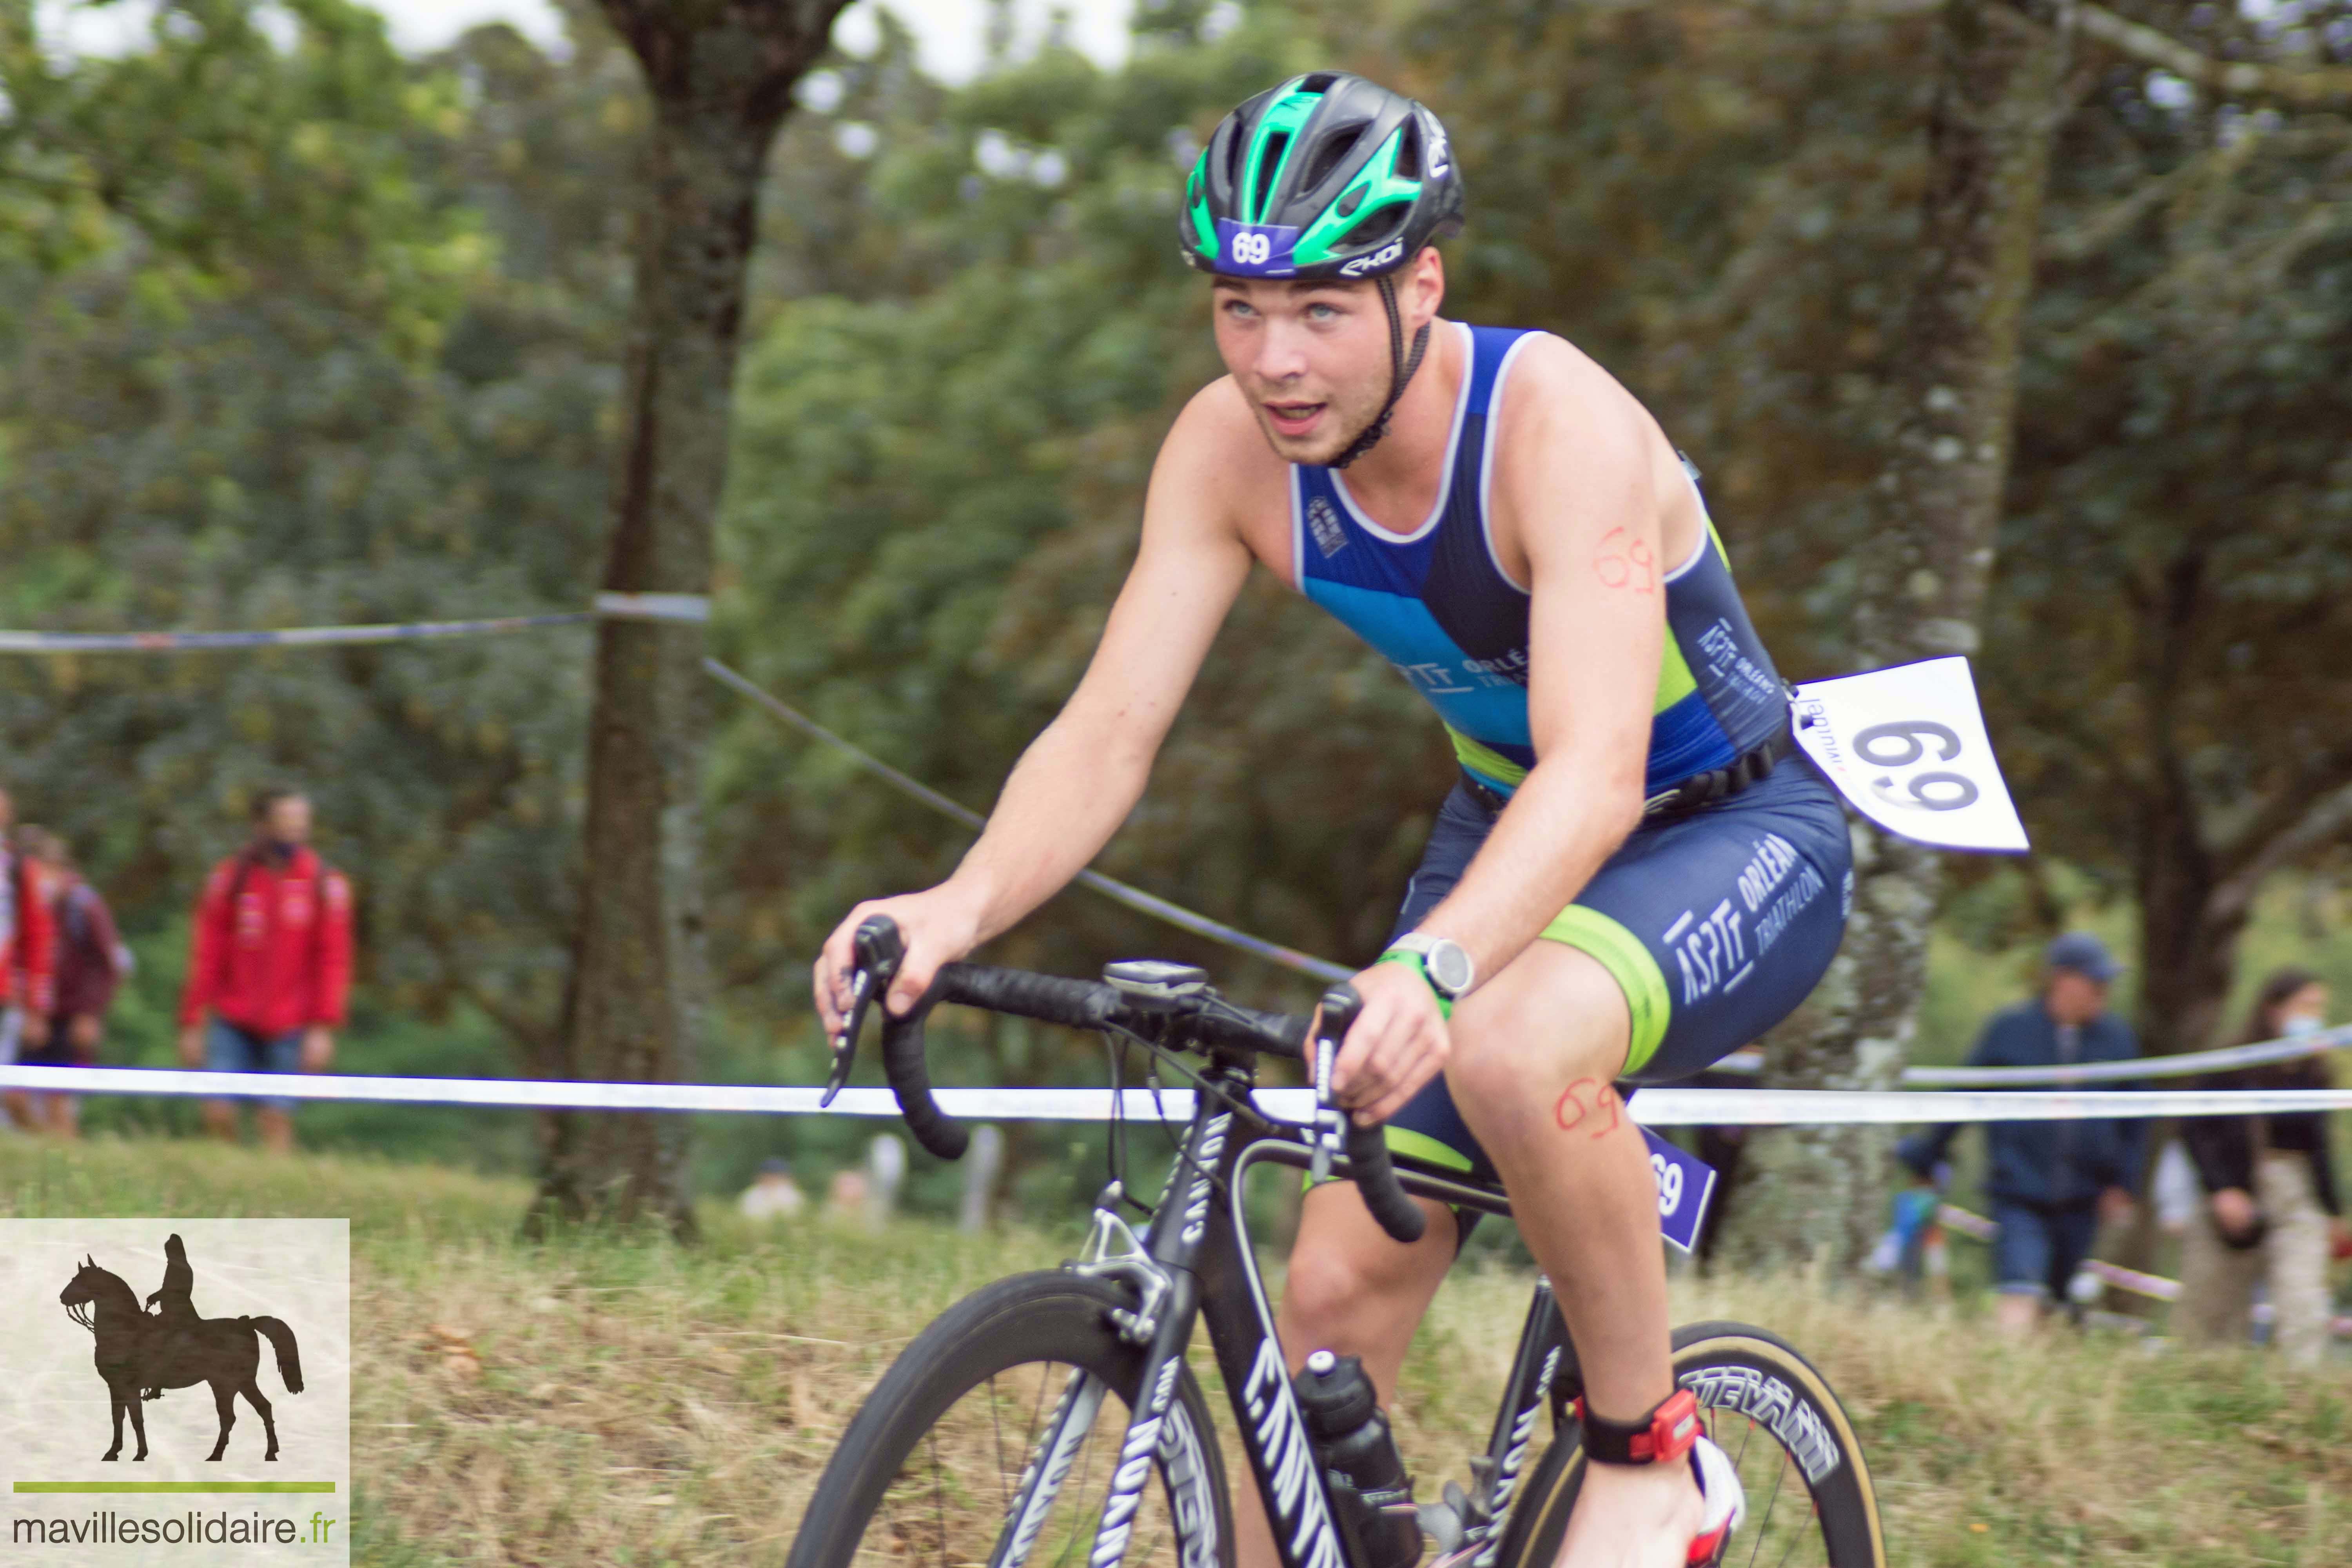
(1147, 373, 1293, 563)
(1165, 376, 1285, 490)
(1487, 331, 1688, 571)
(1491, 331, 1657, 464)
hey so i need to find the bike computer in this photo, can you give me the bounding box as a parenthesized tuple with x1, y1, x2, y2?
(1103, 960, 1209, 999)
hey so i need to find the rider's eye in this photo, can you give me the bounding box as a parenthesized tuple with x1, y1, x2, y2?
(1307, 302, 1337, 321)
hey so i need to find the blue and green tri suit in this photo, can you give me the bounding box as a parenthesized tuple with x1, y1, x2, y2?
(1293, 322, 1853, 1183)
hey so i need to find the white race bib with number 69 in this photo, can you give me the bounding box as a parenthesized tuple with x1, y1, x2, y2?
(1789, 656, 2029, 853)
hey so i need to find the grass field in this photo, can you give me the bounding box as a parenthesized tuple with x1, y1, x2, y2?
(0, 1134, 2341, 1566)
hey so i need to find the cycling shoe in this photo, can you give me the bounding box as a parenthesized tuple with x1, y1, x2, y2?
(1685, 1436, 1746, 1566)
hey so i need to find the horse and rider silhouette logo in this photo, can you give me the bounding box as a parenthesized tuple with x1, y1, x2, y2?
(57, 1234, 304, 1463)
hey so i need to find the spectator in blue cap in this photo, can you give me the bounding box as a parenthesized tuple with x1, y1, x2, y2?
(1900, 931, 2145, 1333)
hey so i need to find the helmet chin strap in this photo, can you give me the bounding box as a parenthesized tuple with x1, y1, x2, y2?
(1328, 272, 1431, 470)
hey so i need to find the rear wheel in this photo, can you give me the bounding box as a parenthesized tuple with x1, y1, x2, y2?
(1493, 1321, 1884, 1568)
(784, 1271, 1232, 1568)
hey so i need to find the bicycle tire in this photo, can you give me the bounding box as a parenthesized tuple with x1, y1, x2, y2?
(784, 1271, 1234, 1568)
(1490, 1321, 1884, 1568)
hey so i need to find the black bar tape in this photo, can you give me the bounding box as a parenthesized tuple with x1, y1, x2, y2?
(879, 989, 969, 1161)
(880, 965, 1118, 1160)
(1191, 1001, 1310, 1061)
(936, 964, 1120, 1030)
(1344, 1117, 1427, 1244)
(1315, 982, 1427, 1245)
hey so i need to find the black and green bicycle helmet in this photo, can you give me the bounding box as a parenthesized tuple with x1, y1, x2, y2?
(1181, 71, 1463, 281)
(1181, 73, 1467, 466)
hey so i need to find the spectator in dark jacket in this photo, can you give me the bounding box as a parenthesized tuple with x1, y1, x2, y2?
(2176, 967, 2344, 1366)
(8, 828, 124, 1139)
(176, 789, 353, 1154)
(1900, 931, 2145, 1333)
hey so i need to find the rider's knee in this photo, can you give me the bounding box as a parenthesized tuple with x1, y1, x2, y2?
(1446, 952, 1630, 1125)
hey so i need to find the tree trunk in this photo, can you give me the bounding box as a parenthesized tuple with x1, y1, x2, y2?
(530, 0, 849, 1235)
(1725, 0, 2075, 1272)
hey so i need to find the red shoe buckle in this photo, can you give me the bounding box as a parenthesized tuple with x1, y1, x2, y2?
(1574, 1388, 1702, 1466)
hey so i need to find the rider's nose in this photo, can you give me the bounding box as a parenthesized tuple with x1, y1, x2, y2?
(1255, 325, 1310, 385)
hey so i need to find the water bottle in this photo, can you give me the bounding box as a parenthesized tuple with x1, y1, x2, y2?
(1293, 1350, 1422, 1568)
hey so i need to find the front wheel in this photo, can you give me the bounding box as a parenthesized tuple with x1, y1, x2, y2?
(784, 1271, 1233, 1568)
(1493, 1321, 1884, 1568)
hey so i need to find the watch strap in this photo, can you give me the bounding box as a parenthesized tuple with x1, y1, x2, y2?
(1373, 949, 1453, 1020)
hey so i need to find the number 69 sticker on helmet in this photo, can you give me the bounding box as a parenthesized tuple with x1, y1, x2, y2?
(1789, 656, 2030, 853)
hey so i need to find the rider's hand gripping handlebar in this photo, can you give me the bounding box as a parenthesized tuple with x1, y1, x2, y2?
(822, 915, 905, 1108)
(829, 918, 1423, 1243)
(1312, 984, 1427, 1245)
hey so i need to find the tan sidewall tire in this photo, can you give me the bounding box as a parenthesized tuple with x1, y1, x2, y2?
(1494, 1321, 1886, 1568)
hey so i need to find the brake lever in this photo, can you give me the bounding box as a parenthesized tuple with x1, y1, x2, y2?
(822, 915, 906, 1108)
(1307, 983, 1361, 1183)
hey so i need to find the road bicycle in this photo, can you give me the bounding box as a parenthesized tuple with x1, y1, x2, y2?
(786, 918, 1884, 1568)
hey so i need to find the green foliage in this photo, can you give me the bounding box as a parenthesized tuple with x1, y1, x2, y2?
(0, 2, 641, 1062)
(0, 0, 481, 355)
(1989, 50, 2352, 904)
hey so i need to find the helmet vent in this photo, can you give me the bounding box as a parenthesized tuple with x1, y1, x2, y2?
(1339, 203, 1407, 251)
(1299, 127, 1360, 195)
(1336, 184, 1365, 219)
(1298, 72, 1339, 93)
(1394, 120, 1423, 181)
(1253, 132, 1289, 220)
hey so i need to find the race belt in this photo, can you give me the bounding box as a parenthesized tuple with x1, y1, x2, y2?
(1459, 724, 1794, 824)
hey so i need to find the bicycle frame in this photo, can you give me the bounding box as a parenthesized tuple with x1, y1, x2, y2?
(995, 1048, 1582, 1568)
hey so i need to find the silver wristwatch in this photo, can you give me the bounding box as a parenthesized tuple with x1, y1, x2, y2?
(1385, 932, 1474, 1004)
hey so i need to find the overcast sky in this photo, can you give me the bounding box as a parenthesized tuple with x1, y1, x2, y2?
(36, 0, 1135, 78)
(271, 1, 1135, 81)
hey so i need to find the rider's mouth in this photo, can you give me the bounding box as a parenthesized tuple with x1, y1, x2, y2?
(1265, 401, 1326, 437)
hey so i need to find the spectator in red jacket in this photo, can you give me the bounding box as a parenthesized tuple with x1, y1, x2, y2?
(177, 788, 353, 1153)
(0, 784, 59, 1131)
(9, 826, 125, 1140)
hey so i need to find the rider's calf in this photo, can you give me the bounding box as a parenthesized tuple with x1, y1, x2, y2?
(1274, 1184, 1456, 1399)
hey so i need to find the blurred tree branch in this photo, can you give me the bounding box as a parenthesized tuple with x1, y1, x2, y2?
(2076, 3, 2352, 108)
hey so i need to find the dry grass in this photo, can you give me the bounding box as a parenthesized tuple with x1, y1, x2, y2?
(2, 1134, 2343, 1566)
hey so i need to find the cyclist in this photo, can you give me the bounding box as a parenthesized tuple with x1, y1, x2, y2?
(817, 72, 1853, 1568)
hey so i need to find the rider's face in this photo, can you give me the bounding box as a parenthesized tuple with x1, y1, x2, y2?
(1211, 250, 1442, 465)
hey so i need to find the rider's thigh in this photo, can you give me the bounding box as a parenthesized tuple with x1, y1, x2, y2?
(1276, 1181, 1456, 1397)
(1444, 941, 1631, 1131)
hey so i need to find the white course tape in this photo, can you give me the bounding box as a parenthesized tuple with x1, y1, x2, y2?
(4, 1065, 2349, 1128)
(594, 592, 712, 624)
(1902, 1024, 2350, 1086)
(0, 613, 591, 653)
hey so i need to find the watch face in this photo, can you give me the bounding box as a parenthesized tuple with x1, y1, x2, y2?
(1427, 940, 1473, 998)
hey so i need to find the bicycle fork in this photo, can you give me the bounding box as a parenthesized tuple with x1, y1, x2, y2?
(992, 1106, 1233, 1568)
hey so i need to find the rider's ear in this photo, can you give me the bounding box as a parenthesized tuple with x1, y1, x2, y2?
(1406, 247, 1445, 327)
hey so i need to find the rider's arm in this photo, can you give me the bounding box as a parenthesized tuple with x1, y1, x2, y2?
(817, 383, 1263, 1021)
(1405, 336, 1664, 986)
